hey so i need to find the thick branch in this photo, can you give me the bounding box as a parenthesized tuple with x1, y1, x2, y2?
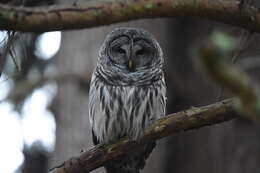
(0, 0, 260, 32)
(49, 98, 237, 173)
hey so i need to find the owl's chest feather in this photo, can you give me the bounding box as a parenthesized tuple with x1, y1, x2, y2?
(90, 75, 165, 143)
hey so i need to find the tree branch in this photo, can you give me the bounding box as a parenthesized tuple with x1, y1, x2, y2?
(199, 36, 260, 121)
(0, 31, 17, 77)
(0, 0, 259, 32)
(1, 72, 89, 104)
(49, 98, 237, 173)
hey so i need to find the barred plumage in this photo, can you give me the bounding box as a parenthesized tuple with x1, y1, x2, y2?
(89, 27, 166, 173)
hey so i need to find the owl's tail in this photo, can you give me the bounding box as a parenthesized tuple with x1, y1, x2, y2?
(104, 142, 156, 173)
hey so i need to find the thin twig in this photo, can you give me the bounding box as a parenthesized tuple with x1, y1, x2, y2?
(1, 73, 89, 103)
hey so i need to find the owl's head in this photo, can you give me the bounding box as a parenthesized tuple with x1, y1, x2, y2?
(98, 27, 163, 72)
(97, 27, 163, 85)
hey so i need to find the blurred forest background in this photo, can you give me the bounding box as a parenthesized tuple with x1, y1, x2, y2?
(1, 0, 260, 173)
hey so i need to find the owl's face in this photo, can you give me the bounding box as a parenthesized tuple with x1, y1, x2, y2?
(97, 27, 163, 85)
(99, 28, 162, 71)
(107, 33, 156, 71)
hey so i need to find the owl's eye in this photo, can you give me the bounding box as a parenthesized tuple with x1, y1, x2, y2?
(136, 48, 145, 56)
(116, 47, 126, 55)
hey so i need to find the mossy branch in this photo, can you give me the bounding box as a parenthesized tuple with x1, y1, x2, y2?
(49, 98, 237, 173)
(199, 38, 260, 121)
(0, 0, 259, 32)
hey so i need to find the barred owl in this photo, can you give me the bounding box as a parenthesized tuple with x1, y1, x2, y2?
(89, 27, 166, 173)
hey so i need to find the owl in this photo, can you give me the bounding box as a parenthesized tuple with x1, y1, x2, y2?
(89, 27, 166, 173)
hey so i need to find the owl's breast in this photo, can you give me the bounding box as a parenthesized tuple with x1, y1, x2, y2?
(89, 75, 166, 143)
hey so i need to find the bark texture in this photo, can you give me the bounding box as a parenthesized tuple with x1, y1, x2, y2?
(0, 0, 259, 32)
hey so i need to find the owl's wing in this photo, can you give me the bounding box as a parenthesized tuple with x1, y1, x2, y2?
(89, 74, 116, 144)
(92, 129, 99, 145)
(89, 74, 103, 145)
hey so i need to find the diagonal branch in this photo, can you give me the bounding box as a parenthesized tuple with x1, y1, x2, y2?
(0, 0, 260, 32)
(199, 35, 260, 121)
(49, 98, 237, 173)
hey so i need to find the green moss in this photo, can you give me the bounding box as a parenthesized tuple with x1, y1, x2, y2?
(254, 99, 260, 114)
(91, 10, 99, 17)
(145, 2, 155, 9)
(171, 0, 179, 8)
(211, 31, 236, 52)
(133, 7, 142, 13)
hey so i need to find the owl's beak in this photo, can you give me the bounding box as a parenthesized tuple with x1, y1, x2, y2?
(128, 59, 134, 70)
